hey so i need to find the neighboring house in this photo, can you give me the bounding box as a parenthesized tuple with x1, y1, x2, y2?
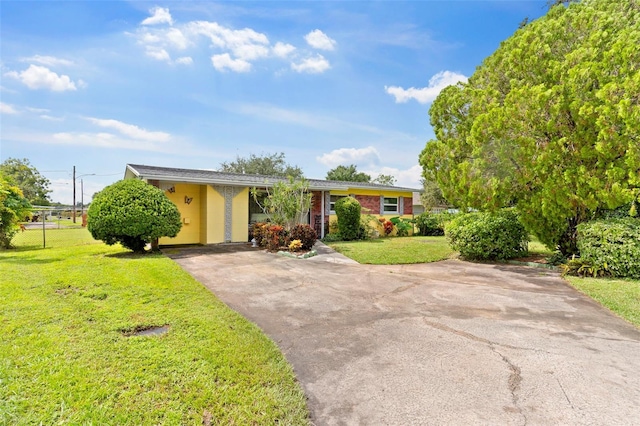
(125, 164, 418, 246)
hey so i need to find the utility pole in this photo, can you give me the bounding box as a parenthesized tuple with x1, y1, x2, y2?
(72, 166, 76, 223)
(81, 178, 84, 225)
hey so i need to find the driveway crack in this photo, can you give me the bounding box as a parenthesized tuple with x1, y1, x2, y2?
(494, 347, 527, 426)
(421, 318, 528, 425)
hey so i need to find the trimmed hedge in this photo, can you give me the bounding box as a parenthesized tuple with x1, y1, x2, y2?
(576, 218, 640, 279)
(87, 179, 182, 252)
(335, 196, 361, 241)
(446, 210, 528, 260)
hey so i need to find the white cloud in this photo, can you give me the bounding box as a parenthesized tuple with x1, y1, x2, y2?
(134, 17, 336, 75)
(52, 132, 174, 152)
(85, 117, 171, 142)
(4, 65, 78, 91)
(145, 47, 171, 62)
(25, 106, 49, 113)
(141, 7, 173, 26)
(40, 114, 65, 121)
(1, 102, 18, 114)
(211, 53, 251, 72)
(291, 54, 331, 74)
(273, 42, 296, 58)
(166, 28, 190, 49)
(317, 146, 381, 168)
(385, 71, 468, 104)
(176, 56, 193, 65)
(21, 55, 74, 67)
(188, 21, 270, 61)
(304, 29, 336, 51)
(364, 165, 422, 188)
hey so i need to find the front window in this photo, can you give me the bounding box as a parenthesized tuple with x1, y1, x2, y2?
(383, 197, 398, 214)
(330, 195, 346, 214)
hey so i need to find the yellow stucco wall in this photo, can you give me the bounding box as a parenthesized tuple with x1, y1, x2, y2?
(206, 185, 225, 244)
(160, 183, 201, 245)
(231, 187, 249, 242)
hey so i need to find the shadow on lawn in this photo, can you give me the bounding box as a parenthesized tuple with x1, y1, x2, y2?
(0, 251, 65, 264)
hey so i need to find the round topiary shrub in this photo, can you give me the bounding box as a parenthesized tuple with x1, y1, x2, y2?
(446, 210, 528, 260)
(87, 179, 182, 253)
(334, 196, 361, 241)
(577, 218, 640, 279)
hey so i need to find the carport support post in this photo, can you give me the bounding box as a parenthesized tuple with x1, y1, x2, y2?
(321, 191, 325, 239)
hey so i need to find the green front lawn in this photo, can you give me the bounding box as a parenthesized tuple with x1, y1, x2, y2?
(326, 236, 455, 264)
(566, 276, 640, 327)
(0, 237, 308, 424)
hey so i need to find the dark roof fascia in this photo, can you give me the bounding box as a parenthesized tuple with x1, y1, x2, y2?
(125, 164, 418, 192)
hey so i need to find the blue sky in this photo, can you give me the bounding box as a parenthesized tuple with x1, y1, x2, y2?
(1, 1, 549, 204)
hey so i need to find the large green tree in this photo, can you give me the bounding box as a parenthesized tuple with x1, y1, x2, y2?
(421, 0, 640, 254)
(0, 175, 32, 249)
(219, 152, 303, 178)
(326, 164, 371, 182)
(0, 158, 51, 205)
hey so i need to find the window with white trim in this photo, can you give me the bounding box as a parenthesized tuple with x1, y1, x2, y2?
(330, 195, 346, 214)
(383, 197, 398, 214)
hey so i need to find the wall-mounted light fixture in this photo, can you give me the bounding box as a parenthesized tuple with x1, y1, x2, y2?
(184, 196, 193, 205)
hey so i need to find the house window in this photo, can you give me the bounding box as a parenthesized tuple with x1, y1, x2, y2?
(383, 197, 398, 214)
(330, 195, 346, 214)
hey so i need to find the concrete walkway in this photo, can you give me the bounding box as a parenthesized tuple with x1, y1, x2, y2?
(168, 243, 640, 425)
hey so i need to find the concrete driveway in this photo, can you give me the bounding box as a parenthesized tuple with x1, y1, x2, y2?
(168, 243, 640, 425)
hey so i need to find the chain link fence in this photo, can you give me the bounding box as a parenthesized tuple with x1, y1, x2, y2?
(12, 208, 96, 249)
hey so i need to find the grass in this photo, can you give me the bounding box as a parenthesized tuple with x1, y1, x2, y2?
(12, 227, 99, 250)
(326, 236, 455, 264)
(527, 237, 554, 257)
(0, 232, 308, 424)
(565, 276, 640, 327)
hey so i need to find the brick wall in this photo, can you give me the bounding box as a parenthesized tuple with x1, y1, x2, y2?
(403, 196, 413, 215)
(355, 195, 380, 215)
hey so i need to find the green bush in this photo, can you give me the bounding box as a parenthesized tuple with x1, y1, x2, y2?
(560, 256, 608, 278)
(321, 233, 342, 243)
(415, 212, 458, 236)
(576, 218, 640, 279)
(415, 213, 443, 236)
(87, 179, 182, 253)
(0, 176, 32, 249)
(289, 224, 317, 250)
(446, 210, 528, 260)
(335, 196, 361, 241)
(390, 217, 413, 237)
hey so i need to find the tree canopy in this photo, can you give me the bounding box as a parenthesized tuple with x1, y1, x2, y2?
(87, 179, 182, 253)
(326, 164, 371, 182)
(0, 158, 51, 206)
(219, 152, 303, 178)
(372, 174, 397, 186)
(421, 0, 640, 254)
